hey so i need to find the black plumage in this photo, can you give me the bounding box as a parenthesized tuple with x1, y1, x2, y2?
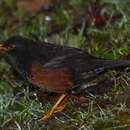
(3, 36, 130, 93)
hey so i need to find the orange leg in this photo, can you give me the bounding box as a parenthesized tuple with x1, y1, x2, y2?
(38, 93, 67, 121)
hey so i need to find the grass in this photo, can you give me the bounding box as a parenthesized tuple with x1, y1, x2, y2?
(0, 0, 130, 129)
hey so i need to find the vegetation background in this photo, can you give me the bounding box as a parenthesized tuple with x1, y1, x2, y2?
(0, 0, 130, 129)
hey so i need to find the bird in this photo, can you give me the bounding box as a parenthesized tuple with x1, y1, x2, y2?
(0, 36, 130, 121)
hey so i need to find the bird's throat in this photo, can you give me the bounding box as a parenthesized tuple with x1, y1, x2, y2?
(8, 51, 33, 79)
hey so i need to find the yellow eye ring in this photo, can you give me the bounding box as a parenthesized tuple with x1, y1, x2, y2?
(8, 44, 16, 50)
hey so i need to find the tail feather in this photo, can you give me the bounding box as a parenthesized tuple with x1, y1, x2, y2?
(80, 59, 130, 80)
(99, 60, 130, 69)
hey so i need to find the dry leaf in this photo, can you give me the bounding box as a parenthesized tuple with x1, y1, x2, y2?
(17, 0, 56, 13)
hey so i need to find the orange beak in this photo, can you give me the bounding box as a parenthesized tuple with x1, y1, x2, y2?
(0, 44, 7, 50)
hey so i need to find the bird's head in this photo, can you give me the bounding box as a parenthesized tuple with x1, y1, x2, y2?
(0, 36, 36, 53)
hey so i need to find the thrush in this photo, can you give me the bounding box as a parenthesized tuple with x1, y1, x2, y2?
(0, 36, 130, 121)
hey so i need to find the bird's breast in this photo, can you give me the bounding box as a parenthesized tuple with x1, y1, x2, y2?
(29, 61, 73, 93)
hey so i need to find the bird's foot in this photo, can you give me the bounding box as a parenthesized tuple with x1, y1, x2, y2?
(38, 94, 66, 121)
(53, 104, 66, 113)
(38, 104, 66, 121)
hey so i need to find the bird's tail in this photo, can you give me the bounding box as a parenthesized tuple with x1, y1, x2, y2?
(81, 59, 130, 79)
(99, 59, 130, 69)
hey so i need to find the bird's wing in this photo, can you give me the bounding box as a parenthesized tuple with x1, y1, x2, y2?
(41, 55, 130, 81)
(41, 56, 67, 69)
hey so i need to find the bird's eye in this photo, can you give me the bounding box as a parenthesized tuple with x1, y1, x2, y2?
(8, 44, 16, 50)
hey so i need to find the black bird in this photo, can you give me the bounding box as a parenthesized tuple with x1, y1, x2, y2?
(0, 36, 130, 121)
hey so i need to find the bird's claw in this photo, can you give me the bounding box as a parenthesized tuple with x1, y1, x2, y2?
(38, 104, 66, 121)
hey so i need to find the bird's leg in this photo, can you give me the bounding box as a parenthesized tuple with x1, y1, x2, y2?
(38, 93, 67, 121)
